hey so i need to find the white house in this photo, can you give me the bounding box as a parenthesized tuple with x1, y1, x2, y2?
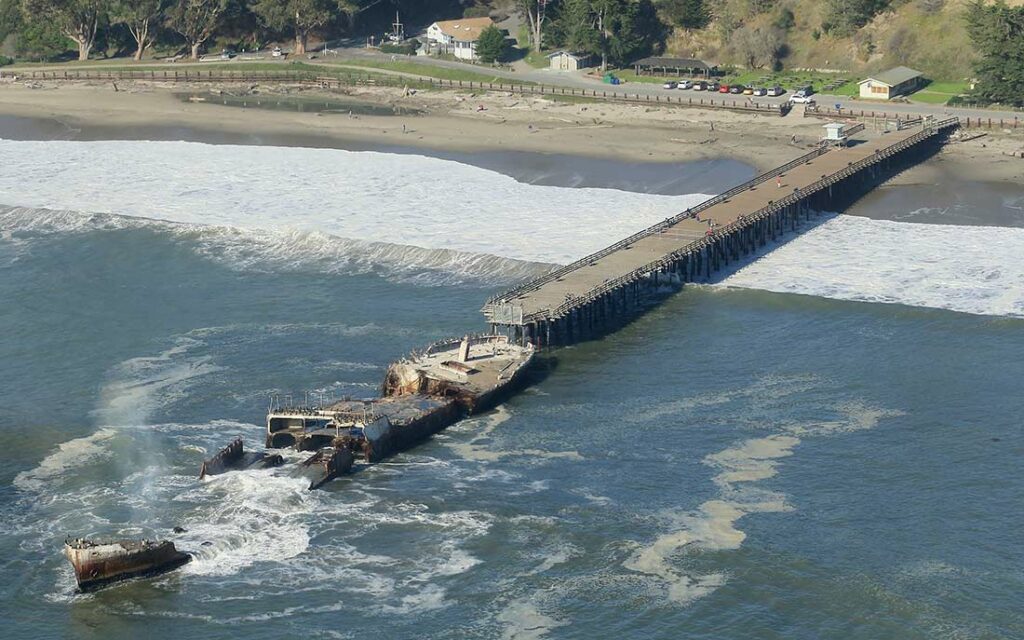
(425, 17, 494, 61)
(858, 66, 924, 100)
(547, 51, 592, 72)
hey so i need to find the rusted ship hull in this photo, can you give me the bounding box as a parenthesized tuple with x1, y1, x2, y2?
(301, 447, 356, 490)
(199, 437, 283, 479)
(253, 334, 536, 488)
(64, 539, 191, 592)
(364, 399, 462, 463)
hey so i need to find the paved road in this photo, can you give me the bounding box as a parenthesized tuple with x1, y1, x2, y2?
(324, 48, 1021, 122)
(10, 48, 1021, 123)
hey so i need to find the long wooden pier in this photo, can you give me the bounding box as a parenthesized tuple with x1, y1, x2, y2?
(482, 118, 960, 346)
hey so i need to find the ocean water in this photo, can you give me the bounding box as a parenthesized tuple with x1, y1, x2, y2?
(1, 133, 1022, 640)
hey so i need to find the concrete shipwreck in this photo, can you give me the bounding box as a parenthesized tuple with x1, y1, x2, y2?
(64, 538, 191, 592)
(202, 334, 535, 490)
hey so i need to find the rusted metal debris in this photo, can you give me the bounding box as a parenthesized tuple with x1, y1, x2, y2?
(198, 437, 283, 479)
(64, 537, 191, 592)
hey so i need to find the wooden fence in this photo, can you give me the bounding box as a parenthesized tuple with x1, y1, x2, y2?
(0, 68, 789, 116)
(807, 104, 1020, 130)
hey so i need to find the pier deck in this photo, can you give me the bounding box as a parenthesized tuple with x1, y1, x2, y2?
(483, 118, 958, 345)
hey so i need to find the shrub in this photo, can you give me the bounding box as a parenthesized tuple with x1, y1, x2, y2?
(0, 55, 12, 66)
(380, 42, 417, 56)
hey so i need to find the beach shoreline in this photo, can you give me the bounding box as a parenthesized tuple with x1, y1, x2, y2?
(0, 80, 1021, 186)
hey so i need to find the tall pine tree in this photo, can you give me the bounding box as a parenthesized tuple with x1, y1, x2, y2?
(965, 0, 1024, 106)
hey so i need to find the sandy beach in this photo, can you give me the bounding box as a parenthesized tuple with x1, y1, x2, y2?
(0, 79, 1021, 185)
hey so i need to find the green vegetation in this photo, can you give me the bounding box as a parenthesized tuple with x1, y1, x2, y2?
(547, 0, 666, 70)
(965, 0, 1024, 107)
(523, 49, 550, 68)
(909, 79, 969, 105)
(325, 58, 533, 84)
(660, 0, 709, 30)
(0, 0, 999, 93)
(475, 24, 509, 63)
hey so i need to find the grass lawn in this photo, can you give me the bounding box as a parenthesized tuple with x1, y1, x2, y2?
(908, 80, 969, 105)
(612, 69, 688, 84)
(523, 50, 550, 69)
(324, 58, 528, 84)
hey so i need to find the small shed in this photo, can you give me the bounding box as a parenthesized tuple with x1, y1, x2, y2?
(547, 51, 591, 72)
(823, 122, 846, 141)
(858, 66, 924, 100)
(633, 56, 714, 78)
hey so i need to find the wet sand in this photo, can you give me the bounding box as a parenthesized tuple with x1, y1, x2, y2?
(1, 80, 1021, 211)
(0, 81, 822, 172)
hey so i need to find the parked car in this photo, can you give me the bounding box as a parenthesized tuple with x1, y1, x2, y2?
(693, 81, 707, 91)
(718, 84, 730, 93)
(707, 82, 720, 91)
(790, 94, 816, 104)
(272, 46, 283, 58)
(743, 86, 755, 95)
(767, 85, 785, 96)
(730, 85, 744, 94)
(752, 87, 768, 96)
(678, 80, 693, 90)
(663, 80, 678, 90)
(793, 85, 814, 99)
(220, 49, 235, 60)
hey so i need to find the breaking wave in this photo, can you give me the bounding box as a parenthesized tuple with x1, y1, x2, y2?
(720, 215, 1024, 318)
(0, 138, 707, 264)
(0, 206, 554, 286)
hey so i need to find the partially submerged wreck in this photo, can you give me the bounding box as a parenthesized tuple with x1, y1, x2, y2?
(64, 538, 191, 592)
(198, 437, 283, 479)
(202, 334, 535, 489)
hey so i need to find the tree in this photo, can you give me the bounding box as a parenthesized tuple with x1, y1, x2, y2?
(731, 24, 784, 69)
(964, 0, 1024, 106)
(167, 0, 228, 59)
(21, 0, 107, 60)
(518, 0, 553, 52)
(16, 10, 72, 59)
(659, 0, 708, 30)
(553, 0, 663, 71)
(823, 0, 890, 37)
(112, 0, 165, 60)
(475, 23, 507, 62)
(251, 0, 350, 55)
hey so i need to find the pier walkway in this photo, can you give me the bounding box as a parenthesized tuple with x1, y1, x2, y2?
(483, 118, 959, 346)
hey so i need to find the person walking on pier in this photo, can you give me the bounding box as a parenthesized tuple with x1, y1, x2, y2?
(776, 176, 782, 188)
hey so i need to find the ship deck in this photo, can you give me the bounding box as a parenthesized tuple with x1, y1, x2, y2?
(413, 343, 533, 396)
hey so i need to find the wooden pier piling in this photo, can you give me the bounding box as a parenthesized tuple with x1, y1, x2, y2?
(482, 118, 960, 347)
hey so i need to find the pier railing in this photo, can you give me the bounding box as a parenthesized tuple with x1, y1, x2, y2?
(484, 145, 832, 312)
(540, 117, 958, 321)
(808, 104, 1018, 130)
(0, 68, 788, 116)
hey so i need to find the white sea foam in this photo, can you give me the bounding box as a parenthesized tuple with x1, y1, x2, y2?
(4, 140, 1021, 315)
(12, 427, 120, 492)
(497, 598, 568, 640)
(623, 436, 797, 604)
(721, 215, 1024, 318)
(0, 139, 706, 264)
(0, 205, 551, 286)
(446, 406, 583, 462)
(178, 470, 313, 576)
(96, 336, 221, 426)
